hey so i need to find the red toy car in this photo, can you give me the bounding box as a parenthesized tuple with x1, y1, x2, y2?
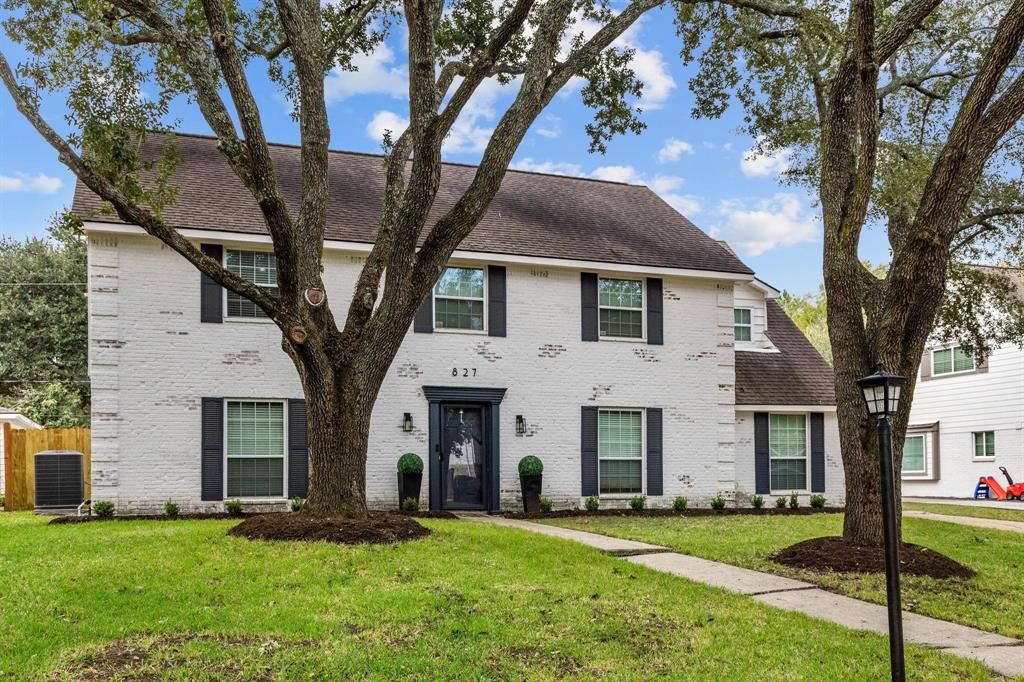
(979, 467, 1024, 501)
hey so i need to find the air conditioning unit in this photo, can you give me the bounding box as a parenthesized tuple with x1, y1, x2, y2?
(34, 451, 85, 510)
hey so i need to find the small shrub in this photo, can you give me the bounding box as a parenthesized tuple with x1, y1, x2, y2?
(93, 500, 115, 517)
(789, 492, 800, 509)
(0, 492, 5, 508)
(673, 496, 688, 512)
(775, 496, 787, 509)
(751, 494, 764, 509)
(810, 494, 826, 509)
(225, 499, 243, 516)
(539, 495, 553, 513)
(629, 495, 646, 511)
(397, 452, 424, 474)
(711, 496, 727, 510)
(164, 501, 180, 517)
(401, 497, 419, 512)
(584, 495, 600, 511)
(518, 456, 544, 477)
(290, 497, 305, 512)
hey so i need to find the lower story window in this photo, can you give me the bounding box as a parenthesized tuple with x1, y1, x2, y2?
(599, 409, 643, 494)
(903, 435, 926, 473)
(769, 413, 807, 490)
(226, 400, 285, 497)
(974, 431, 995, 459)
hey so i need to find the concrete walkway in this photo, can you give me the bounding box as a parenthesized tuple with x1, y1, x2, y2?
(907, 496, 1024, 510)
(905, 509, 1024, 534)
(464, 515, 1024, 677)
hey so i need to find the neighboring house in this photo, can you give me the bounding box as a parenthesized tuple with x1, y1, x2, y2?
(74, 132, 841, 513)
(0, 407, 42, 494)
(902, 266, 1024, 499)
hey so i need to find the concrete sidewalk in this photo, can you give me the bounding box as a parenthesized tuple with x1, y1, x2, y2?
(907, 496, 1024, 510)
(464, 515, 1024, 677)
(905, 509, 1024, 534)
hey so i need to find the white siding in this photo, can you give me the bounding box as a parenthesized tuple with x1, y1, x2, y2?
(903, 344, 1024, 498)
(732, 283, 774, 351)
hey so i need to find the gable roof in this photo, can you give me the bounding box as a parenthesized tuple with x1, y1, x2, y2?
(971, 264, 1024, 302)
(735, 300, 835, 406)
(72, 132, 752, 275)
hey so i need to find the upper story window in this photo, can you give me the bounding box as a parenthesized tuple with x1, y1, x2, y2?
(599, 278, 643, 339)
(734, 308, 752, 341)
(226, 400, 285, 498)
(932, 345, 974, 375)
(434, 266, 485, 331)
(973, 431, 995, 459)
(769, 413, 808, 491)
(225, 249, 278, 318)
(598, 409, 643, 494)
(903, 435, 926, 474)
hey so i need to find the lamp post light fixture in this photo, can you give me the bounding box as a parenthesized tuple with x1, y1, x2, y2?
(856, 363, 908, 682)
(402, 412, 414, 433)
(515, 415, 526, 435)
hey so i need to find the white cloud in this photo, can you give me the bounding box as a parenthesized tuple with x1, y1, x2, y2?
(442, 77, 517, 154)
(740, 141, 791, 177)
(711, 193, 819, 256)
(0, 172, 63, 194)
(510, 158, 585, 176)
(657, 138, 695, 163)
(325, 44, 407, 103)
(365, 110, 409, 143)
(535, 115, 562, 139)
(591, 165, 643, 184)
(590, 165, 702, 214)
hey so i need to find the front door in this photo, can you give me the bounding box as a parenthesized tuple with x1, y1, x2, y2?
(440, 404, 487, 510)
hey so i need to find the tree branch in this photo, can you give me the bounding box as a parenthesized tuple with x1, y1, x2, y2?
(875, 0, 943, 62)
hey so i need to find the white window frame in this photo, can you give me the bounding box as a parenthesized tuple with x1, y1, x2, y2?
(223, 248, 279, 323)
(931, 345, 976, 376)
(973, 430, 996, 461)
(734, 307, 753, 342)
(768, 412, 810, 494)
(432, 264, 488, 334)
(902, 435, 927, 474)
(223, 398, 289, 501)
(597, 407, 646, 497)
(597, 276, 646, 342)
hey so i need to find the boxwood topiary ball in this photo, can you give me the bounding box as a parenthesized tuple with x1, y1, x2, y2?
(518, 455, 543, 476)
(397, 452, 424, 474)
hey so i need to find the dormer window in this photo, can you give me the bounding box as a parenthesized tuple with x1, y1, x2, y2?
(734, 308, 752, 341)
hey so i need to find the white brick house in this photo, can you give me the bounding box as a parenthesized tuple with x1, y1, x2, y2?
(76, 133, 843, 513)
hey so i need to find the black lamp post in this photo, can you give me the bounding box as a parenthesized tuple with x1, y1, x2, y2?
(856, 363, 907, 682)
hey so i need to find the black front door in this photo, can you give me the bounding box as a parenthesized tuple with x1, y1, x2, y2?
(440, 404, 487, 510)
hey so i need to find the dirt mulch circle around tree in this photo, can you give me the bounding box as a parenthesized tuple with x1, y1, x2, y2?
(507, 507, 844, 520)
(227, 512, 432, 545)
(772, 536, 975, 579)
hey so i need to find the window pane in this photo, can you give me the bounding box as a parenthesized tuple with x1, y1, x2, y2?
(987, 431, 995, 456)
(735, 325, 752, 342)
(599, 459, 642, 494)
(770, 459, 806, 490)
(734, 309, 751, 325)
(953, 346, 975, 372)
(227, 457, 283, 497)
(600, 309, 643, 338)
(903, 436, 925, 472)
(226, 249, 277, 286)
(598, 279, 642, 309)
(975, 431, 995, 457)
(434, 298, 484, 330)
(434, 267, 484, 298)
(598, 410, 643, 458)
(769, 414, 807, 457)
(933, 349, 953, 374)
(227, 401, 284, 456)
(227, 287, 279, 318)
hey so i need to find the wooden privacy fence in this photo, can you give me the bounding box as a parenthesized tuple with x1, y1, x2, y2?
(2, 424, 91, 511)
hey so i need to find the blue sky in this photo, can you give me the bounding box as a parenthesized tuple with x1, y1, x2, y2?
(0, 5, 893, 296)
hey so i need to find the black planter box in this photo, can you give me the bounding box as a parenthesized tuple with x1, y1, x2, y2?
(398, 472, 423, 507)
(520, 474, 542, 513)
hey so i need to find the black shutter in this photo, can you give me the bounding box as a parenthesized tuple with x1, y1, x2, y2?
(810, 412, 825, 493)
(581, 406, 598, 496)
(288, 398, 309, 498)
(413, 290, 433, 333)
(201, 397, 224, 501)
(647, 278, 663, 345)
(581, 273, 598, 342)
(200, 244, 223, 323)
(646, 408, 663, 496)
(488, 266, 506, 337)
(754, 412, 770, 494)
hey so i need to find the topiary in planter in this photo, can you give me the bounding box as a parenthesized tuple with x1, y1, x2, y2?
(518, 456, 544, 513)
(397, 453, 424, 508)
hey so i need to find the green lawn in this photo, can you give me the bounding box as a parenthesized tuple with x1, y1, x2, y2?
(905, 501, 1024, 523)
(543, 513, 1024, 642)
(0, 513, 1000, 681)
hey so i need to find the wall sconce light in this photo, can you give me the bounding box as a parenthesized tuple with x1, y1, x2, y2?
(516, 415, 526, 435)
(403, 412, 414, 432)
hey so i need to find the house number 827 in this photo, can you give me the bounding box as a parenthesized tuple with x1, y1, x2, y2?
(452, 367, 477, 377)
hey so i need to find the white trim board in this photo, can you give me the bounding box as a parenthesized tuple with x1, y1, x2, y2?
(82, 221, 756, 282)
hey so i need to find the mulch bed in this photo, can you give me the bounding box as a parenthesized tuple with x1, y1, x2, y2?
(49, 510, 457, 525)
(772, 536, 975, 579)
(227, 512, 431, 545)
(507, 507, 844, 520)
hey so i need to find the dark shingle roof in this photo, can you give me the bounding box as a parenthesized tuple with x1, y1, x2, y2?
(72, 132, 752, 275)
(735, 300, 835, 406)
